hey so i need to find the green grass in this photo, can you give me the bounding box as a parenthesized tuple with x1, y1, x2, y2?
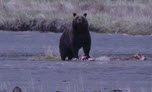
(0, 0, 152, 35)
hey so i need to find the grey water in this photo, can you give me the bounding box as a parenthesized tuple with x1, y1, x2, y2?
(0, 31, 152, 92)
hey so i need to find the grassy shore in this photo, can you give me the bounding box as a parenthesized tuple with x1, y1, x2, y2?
(0, 0, 152, 35)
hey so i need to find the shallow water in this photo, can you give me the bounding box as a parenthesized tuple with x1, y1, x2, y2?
(0, 31, 152, 92)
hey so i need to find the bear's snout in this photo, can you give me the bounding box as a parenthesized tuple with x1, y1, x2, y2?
(77, 18, 83, 24)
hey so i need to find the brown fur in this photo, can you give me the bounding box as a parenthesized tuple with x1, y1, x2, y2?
(59, 13, 91, 60)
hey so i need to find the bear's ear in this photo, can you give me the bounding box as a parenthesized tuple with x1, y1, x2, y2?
(73, 13, 77, 17)
(83, 13, 87, 17)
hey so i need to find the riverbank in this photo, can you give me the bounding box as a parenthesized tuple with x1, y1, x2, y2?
(0, 0, 152, 35)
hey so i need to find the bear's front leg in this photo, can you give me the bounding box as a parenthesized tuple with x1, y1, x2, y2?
(72, 47, 79, 59)
(83, 44, 91, 59)
(71, 37, 79, 60)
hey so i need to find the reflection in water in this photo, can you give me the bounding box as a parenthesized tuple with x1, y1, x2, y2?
(114, 87, 152, 92)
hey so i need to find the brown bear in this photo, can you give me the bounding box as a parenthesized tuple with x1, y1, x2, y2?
(59, 13, 91, 61)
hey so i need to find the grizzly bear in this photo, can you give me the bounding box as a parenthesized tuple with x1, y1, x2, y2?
(59, 13, 91, 61)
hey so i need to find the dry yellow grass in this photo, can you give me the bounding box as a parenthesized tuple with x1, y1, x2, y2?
(0, 0, 152, 35)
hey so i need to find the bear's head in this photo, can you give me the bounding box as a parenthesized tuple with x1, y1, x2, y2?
(72, 13, 88, 33)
